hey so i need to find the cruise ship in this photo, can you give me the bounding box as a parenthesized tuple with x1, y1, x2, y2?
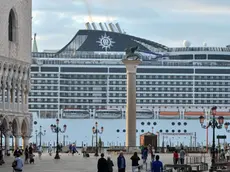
(30, 22, 230, 147)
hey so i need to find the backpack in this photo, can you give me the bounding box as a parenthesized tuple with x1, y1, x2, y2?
(12, 160, 17, 168)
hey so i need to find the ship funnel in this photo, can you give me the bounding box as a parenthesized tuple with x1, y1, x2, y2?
(115, 23, 122, 33)
(109, 23, 115, 32)
(85, 22, 92, 30)
(99, 22, 105, 31)
(104, 23, 109, 31)
(91, 22, 97, 30)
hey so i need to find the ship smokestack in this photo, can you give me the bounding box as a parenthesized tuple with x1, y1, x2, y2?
(109, 23, 115, 32)
(104, 23, 109, 31)
(91, 22, 97, 30)
(85, 22, 92, 30)
(115, 23, 122, 33)
(99, 22, 105, 31)
(111, 23, 118, 32)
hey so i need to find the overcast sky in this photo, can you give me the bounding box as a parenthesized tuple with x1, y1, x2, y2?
(32, 0, 230, 51)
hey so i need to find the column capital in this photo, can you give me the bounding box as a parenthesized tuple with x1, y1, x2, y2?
(122, 59, 141, 74)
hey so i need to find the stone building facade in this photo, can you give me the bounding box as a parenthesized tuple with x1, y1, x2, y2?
(0, 0, 32, 150)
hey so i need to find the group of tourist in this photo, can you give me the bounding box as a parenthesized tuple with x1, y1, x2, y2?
(12, 144, 34, 171)
(97, 151, 163, 172)
(173, 147, 186, 165)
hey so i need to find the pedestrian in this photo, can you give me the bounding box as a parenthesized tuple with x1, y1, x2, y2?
(13, 147, 22, 157)
(173, 150, 179, 165)
(12, 153, 24, 172)
(130, 152, 140, 172)
(97, 153, 108, 172)
(24, 146, 29, 164)
(117, 151, 126, 172)
(142, 147, 148, 163)
(179, 147, 186, 165)
(107, 155, 114, 172)
(151, 155, 163, 172)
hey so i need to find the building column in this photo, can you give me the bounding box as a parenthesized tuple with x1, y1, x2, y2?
(2, 85, 5, 110)
(17, 88, 20, 111)
(122, 58, 141, 151)
(5, 134, 10, 155)
(21, 89, 24, 111)
(14, 135, 20, 149)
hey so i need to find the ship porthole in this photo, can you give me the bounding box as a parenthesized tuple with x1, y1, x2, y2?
(141, 122, 145, 125)
(123, 129, 126, 132)
(147, 122, 151, 125)
(172, 130, 175, 133)
(141, 129, 144, 133)
(171, 122, 175, 126)
(116, 129, 120, 133)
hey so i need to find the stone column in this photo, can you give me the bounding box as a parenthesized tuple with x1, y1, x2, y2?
(14, 135, 20, 149)
(5, 134, 10, 155)
(122, 59, 141, 151)
(2, 85, 5, 110)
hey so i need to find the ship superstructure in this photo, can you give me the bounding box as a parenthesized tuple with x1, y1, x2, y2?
(30, 23, 230, 146)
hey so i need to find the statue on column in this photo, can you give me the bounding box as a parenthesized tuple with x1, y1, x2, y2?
(124, 46, 141, 60)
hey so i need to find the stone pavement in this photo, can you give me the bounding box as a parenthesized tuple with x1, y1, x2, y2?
(0, 152, 211, 172)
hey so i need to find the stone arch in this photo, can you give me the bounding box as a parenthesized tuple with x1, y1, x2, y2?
(2, 115, 10, 132)
(21, 118, 30, 137)
(12, 117, 20, 136)
(8, 8, 18, 42)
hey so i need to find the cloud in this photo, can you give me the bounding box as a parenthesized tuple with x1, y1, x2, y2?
(32, 0, 230, 51)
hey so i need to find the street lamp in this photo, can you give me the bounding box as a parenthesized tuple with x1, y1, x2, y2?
(35, 126, 46, 147)
(92, 122, 103, 156)
(199, 106, 224, 171)
(50, 119, 67, 159)
(0, 115, 12, 165)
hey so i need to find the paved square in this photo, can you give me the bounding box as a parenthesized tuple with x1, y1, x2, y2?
(0, 152, 211, 172)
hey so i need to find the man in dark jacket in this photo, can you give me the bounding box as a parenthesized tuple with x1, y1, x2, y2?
(97, 153, 108, 172)
(117, 151, 126, 172)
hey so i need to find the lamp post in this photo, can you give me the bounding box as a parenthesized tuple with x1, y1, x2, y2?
(199, 106, 224, 171)
(35, 126, 46, 147)
(0, 115, 12, 165)
(50, 119, 67, 159)
(92, 122, 103, 156)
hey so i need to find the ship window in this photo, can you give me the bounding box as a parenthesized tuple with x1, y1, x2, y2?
(159, 130, 163, 133)
(172, 130, 175, 133)
(116, 129, 120, 133)
(136, 129, 138, 133)
(153, 122, 157, 125)
(178, 130, 181, 133)
(147, 122, 151, 125)
(141, 129, 144, 133)
(166, 130, 169, 133)
(178, 122, 181, 126)
(172, 122, 175, 126)
(184, 130, 187, 133)
(123, 129, 126, 132)
(184, 122, 187, 126)
(141, 122, 145, 125)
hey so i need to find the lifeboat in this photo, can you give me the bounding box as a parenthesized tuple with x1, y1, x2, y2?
(184, 111, 204, 119)
(159, 111, 180, 118)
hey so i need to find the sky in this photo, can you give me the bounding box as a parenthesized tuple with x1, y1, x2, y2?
(32, 0, 230, 51)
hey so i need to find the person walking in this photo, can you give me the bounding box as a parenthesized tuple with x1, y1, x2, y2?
(24, 146, 29, 164)
(12, 153, 24, 172)
(151, 155, 163, 172)
(107, 155, 114, 172)
(117, 151, 126, 172)
(97, 153, 108, 172)
(130, 152, 140, 172)
(173, 150, 179, 165)
(179, 148, 186, 165)
(142, 147, 148, 164)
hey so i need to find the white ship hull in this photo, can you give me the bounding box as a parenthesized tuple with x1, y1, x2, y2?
(31, 118, 228, 147)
